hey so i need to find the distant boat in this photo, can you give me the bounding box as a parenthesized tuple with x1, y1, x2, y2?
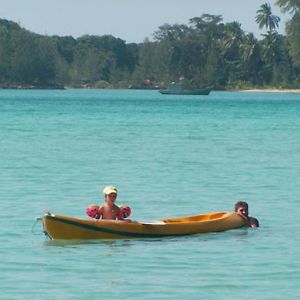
(159, 83, 212, 95)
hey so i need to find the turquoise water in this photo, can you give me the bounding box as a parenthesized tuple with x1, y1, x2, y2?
(1, 89, 300, 299)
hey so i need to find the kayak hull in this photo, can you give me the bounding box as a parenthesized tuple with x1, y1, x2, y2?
(42, 211, 245, 240)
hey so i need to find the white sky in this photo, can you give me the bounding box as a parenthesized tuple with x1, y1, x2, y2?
(0, 0, 289, 43)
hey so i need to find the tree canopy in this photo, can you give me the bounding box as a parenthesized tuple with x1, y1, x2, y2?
(0, 2, 299, 90)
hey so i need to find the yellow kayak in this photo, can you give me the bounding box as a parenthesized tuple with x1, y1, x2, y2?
(42, 211, 246, 240)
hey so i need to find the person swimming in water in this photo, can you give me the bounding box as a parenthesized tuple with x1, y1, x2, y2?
(235, 201, 259, 228)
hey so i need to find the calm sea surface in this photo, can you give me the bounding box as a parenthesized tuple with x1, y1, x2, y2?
(0, 89, 300, 299)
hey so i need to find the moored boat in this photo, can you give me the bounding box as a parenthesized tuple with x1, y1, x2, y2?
(159, 83, 212, 95)
(42, 211, 245, 240)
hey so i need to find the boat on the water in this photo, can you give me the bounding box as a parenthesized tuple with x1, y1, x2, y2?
(159, 83, 212, 95)
(42, 211, 245, 240)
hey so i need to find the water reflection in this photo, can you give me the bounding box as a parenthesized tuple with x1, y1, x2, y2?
(43, 227, 251, 248)
(44, 238, 133, 248)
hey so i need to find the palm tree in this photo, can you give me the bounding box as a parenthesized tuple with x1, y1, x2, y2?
(220, 22, 244, 58)
(275, 0, 300, 14)
(260, 31, 286, 84)
(240, 33, 261, 84)
(285, 12, 300, 67)
(256, 3, 280, 32)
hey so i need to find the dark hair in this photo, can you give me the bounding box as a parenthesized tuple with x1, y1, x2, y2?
(234, 201, 248, 212)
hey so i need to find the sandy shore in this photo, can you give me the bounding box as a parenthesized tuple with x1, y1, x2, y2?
(240, 88, 300, 93)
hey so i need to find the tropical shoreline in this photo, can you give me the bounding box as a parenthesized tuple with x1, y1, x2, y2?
(1, 84, 300, 94)
(239, 88, 300, 94)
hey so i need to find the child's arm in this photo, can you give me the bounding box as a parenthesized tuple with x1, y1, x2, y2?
(97, 206, 104, 219)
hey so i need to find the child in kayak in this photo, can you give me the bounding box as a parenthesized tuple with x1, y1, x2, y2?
(86, 185, 132, 220)
(97, 185, 121, 220)
(235, 201, 259, 228)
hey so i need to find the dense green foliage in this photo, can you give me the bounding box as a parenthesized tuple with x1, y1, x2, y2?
(0, 2, 299, 89)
